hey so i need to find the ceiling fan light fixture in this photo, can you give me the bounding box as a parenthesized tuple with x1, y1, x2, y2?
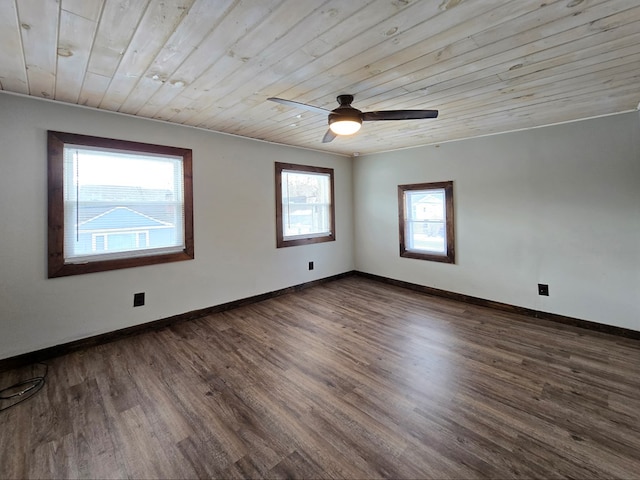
(329, 118, 362, 135)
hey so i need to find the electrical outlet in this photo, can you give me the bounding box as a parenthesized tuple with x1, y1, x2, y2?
(538, 284, 549, 296)
(308, 261, 314, 270)
(133, 292, 145, 307)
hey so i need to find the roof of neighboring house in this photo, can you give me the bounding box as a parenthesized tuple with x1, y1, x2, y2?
(414, 193, 443, 204)
(79, 206, 172, 231)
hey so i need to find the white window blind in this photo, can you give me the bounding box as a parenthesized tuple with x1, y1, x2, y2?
(63, 145, 185, 263)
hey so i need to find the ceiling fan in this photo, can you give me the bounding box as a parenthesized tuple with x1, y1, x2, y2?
(267, 94, 438, 143)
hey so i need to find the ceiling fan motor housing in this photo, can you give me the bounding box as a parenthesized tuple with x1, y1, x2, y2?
(329, 95, 363, 126)
(328, 107, 363, 125)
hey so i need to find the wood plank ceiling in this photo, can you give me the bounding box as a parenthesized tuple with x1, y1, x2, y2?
(1, 0, 639, 156)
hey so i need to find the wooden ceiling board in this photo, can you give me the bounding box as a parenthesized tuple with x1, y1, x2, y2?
(125, 0, 239, 117)
(55, 8, 100, 104)
(1, 0, 639, 155)
(178, 0, 378, 127)
(147, 0, 287, 122)
(16, 0, 59, 100)
(170, 0, 333, 126)
(85, 0, 150, 79)
(0, 1, 28, 93)
(61, 0, 104, 22)
(98, 0, 196, 112)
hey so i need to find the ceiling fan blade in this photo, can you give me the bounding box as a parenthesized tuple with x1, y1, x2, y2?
(267, 97, 330, 115)
(362, 110, 439, 121)
(322, 129, 337, 143)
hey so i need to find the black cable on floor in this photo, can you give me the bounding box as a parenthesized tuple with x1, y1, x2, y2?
(0, 363, 48, 412)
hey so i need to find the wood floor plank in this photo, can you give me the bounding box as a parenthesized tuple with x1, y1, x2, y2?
(1, 276, 639, 479)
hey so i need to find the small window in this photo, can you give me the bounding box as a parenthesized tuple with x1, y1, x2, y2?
(48, 131, 194, 278)
(275, 162, 335, 248)
(398, 181, 455, 263)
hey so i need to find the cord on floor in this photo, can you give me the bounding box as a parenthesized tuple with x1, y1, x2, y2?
(0, 363, 48, 412)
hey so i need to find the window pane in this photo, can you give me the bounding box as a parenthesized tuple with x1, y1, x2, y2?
(281, 170, 331, 239)
(407, 220, 446, 253)
(405, 188, 446, 254)
(63, 145, 185, 262)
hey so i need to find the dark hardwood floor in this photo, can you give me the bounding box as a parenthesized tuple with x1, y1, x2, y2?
(1, 276, 639, 479)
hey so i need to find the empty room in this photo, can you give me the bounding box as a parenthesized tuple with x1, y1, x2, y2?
(1, 0, 639, 478)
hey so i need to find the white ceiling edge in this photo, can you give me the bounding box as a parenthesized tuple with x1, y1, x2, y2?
(353, 109, 639, 159)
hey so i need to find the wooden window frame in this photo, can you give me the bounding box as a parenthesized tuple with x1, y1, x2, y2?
(275, 162, 335, 248)
(398, 180, 455, 264)
(47, 131, 194, 278)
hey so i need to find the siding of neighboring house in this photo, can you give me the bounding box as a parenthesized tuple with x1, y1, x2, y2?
(74, 206, 175, 256)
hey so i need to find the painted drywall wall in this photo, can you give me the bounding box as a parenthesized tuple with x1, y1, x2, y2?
(354, 112, 640, 332)
(0, 93, 354, 359)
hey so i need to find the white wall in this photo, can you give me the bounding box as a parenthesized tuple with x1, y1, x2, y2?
(354, 112, 640, 332)
(0, 93, 354, 359)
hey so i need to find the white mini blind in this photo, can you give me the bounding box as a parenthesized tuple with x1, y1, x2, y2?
(63, 145, 185, 263)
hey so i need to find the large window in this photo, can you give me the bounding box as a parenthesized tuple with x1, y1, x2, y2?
(275, 162, 335, 248)
(398, 181, 455, 263)
(48, 131, 194, 278)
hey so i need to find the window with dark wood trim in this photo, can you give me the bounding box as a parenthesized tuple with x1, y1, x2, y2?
(47, 131, 194, 278)
(398, 180, 455, 263)
(275, 162, 335, 248)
